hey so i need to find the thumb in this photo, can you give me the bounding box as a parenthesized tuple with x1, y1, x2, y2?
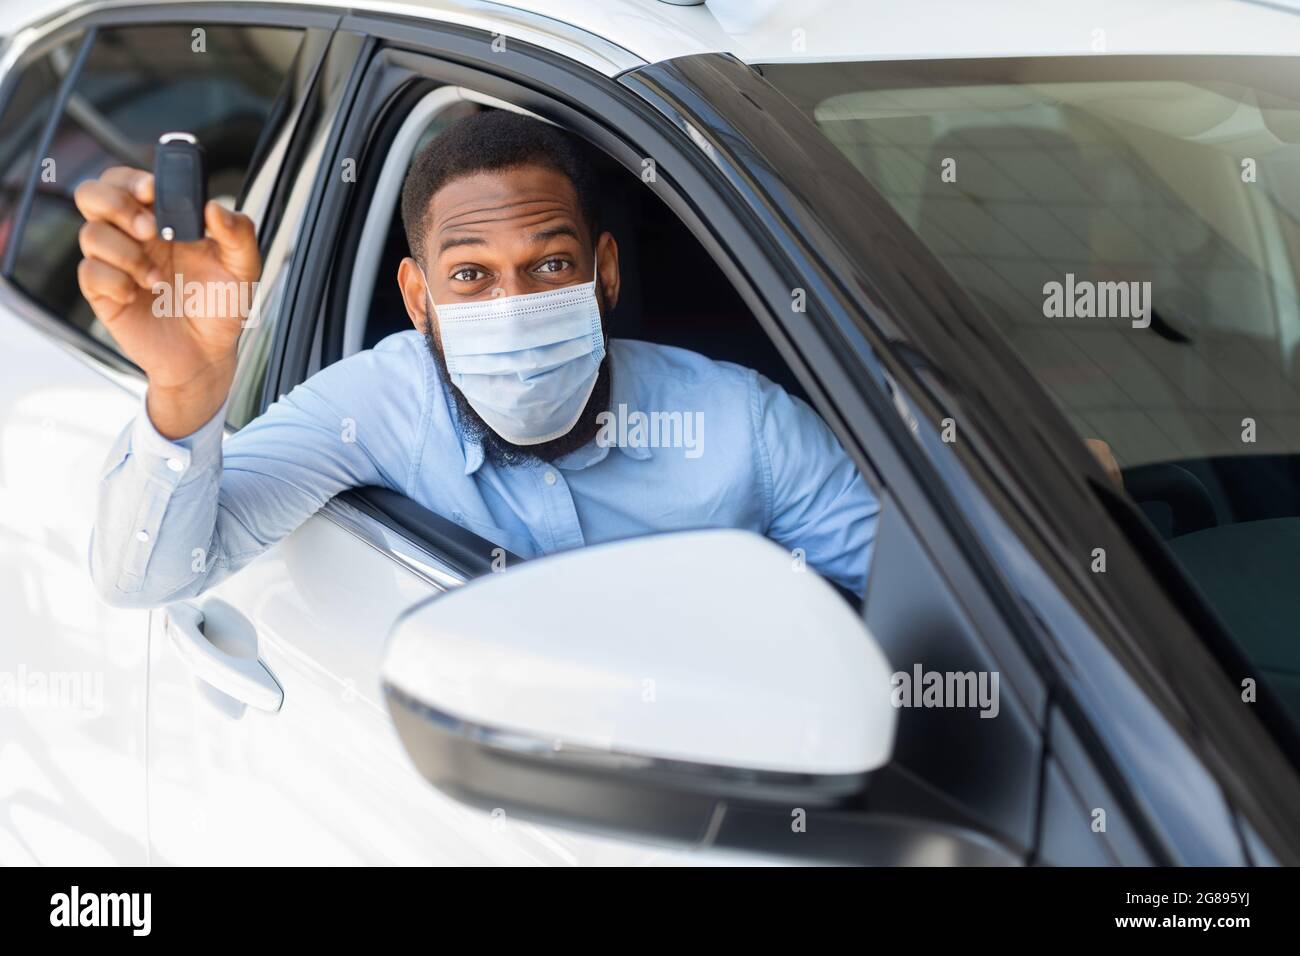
(204, 201, 261, 283)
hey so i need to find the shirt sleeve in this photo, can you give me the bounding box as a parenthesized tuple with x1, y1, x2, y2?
(751, 371, 880, 595)
(89, 335, 429, 608)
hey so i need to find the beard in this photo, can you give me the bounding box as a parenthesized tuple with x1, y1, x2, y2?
(423, 328, 611, 469)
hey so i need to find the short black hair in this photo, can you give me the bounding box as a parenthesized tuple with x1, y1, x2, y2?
(400, 110, 601, 265)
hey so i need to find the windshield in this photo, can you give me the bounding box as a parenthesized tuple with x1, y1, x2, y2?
(763, 56, 1300, 729)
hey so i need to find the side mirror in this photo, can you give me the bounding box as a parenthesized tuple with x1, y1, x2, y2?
(382, 529, 896, 850)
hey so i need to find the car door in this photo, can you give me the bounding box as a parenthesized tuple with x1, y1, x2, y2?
(0, 28, 151, 865)
(0, 6, 333, 865)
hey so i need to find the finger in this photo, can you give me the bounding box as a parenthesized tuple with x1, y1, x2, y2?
(74, 178, 155, 242)
(85, 292, 128, 327)
(204, 201, 260, 283)
(79, 221, 156, 288)
(78, 258, 138, 308)
(99, 166, 154, 205)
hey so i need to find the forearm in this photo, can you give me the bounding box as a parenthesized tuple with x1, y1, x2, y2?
(89, 334, 428, 608)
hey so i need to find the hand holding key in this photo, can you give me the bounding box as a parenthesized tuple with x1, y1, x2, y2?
(74, 165, 261, 438)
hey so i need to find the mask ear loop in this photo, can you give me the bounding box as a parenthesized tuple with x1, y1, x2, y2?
(417, 262, 445, 341)
(592, 272, 611, 353)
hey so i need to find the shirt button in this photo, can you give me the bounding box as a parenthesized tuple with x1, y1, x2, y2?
(166, 457, 185, 472)
(543, 470, 557, 486)
(135, 530, 150, 543)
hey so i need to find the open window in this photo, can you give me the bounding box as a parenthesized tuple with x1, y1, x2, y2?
(299, 61, 849, 582)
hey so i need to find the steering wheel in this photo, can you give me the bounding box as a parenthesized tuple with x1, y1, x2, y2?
(1123, 462, 1219, 538)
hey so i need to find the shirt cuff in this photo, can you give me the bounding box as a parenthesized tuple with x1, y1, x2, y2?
(129, 392, 226, 486)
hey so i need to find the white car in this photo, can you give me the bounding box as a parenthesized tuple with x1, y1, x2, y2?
(2, 0, 1300, 866)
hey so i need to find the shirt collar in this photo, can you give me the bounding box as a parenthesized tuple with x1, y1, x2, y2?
(462, 434, 485, 475)
(455, 341, 650, 476)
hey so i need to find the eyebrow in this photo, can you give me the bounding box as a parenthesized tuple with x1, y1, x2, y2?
(528, 225, 580, 243)
(438, 235, 486, 254)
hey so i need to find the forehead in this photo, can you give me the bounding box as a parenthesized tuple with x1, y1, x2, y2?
(429, 165, 582, 240)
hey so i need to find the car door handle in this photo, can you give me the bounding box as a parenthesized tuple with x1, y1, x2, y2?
(164, 602, 283, 712)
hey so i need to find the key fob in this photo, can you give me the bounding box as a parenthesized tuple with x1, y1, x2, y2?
(153, 132, 207, 242)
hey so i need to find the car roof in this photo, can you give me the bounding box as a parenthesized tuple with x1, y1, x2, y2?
(11, 0, 1300, 69)
(488, 0, 1300, 63)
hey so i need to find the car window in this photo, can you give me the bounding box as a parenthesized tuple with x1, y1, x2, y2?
(764, 56, 1300, 728)
(8, 23, 305, 356)
(0, 36, 82, 264)
(303, 64, 870, 598)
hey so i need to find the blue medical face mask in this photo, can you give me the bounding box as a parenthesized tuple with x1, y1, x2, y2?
(426, 276, 606, 446)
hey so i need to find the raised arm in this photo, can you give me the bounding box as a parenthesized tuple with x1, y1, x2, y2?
(78, 167, 419, 608)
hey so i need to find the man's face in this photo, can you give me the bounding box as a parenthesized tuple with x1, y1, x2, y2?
(397, 164, 620, 465)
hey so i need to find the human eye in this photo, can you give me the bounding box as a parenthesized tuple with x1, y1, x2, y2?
(535, 257, 572, 276)
(450, 266, 486, 283)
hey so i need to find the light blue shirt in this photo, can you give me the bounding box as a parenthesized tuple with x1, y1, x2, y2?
(91, 332, 879, 606)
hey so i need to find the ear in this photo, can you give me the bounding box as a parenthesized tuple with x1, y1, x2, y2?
(594, 231, 620, 314)
(398, 256, 433, 335)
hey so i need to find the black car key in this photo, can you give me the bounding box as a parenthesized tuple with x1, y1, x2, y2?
(153, 132, 207, 242)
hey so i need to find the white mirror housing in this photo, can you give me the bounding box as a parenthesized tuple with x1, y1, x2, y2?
(382, 529, 896, 845)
